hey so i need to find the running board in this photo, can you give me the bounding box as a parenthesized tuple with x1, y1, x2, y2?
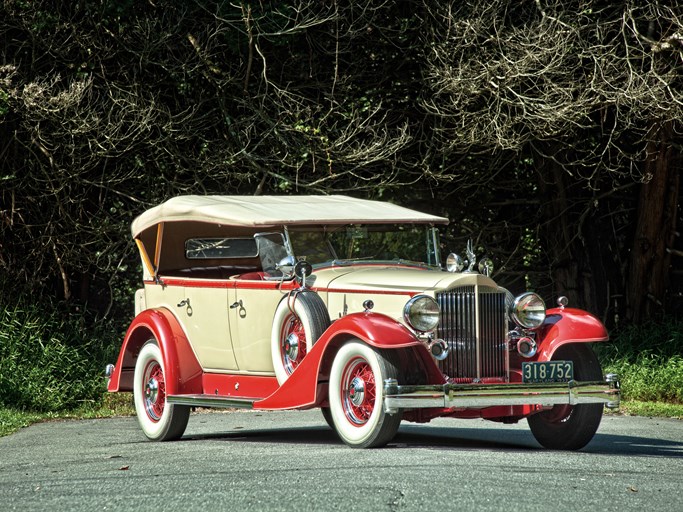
(167, 394, 256, 409)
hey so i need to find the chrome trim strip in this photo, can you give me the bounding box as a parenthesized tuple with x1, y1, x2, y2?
(383, 376, 620, 414)
(167, 395, 255, 409)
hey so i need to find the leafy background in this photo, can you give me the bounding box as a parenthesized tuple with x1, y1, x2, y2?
(0, 1, 681, 413)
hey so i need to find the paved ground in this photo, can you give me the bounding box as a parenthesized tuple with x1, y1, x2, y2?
(0, 410, 681, 511)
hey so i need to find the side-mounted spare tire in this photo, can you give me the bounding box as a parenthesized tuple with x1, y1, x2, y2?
(271, 290, 331, 384)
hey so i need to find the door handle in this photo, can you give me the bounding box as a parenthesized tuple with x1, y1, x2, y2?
(177, 298, 190, 308)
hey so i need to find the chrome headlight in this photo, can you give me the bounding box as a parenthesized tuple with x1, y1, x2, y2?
(510, 292, 546, 329)
(446, 253, 464, 272)
(404, 295, 440, 332)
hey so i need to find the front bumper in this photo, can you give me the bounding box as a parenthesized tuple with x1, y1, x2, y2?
(383, 374, 620, 414)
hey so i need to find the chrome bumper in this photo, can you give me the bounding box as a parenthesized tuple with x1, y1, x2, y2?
(383, 374, 620, 414)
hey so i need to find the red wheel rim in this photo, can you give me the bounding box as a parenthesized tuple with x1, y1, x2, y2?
(340, 356, 376, 426)
(142, 360, 166, 422)
(280, 314, 307, 375)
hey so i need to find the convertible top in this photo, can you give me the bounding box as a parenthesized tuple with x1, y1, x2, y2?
(131, 195, 449, 237)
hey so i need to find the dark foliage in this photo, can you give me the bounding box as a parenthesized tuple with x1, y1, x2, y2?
(0, 1, 681, 356)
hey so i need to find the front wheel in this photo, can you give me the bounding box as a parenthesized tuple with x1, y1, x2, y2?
(527, 344, 604, 450)
(328, 340, 402, 448)
(133, 341, 190, 441)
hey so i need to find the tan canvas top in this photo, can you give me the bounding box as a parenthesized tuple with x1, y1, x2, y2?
(131, 195, 448, 237)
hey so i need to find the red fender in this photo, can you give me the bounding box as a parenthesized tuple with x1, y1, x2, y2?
(535, 307, 609, 361)
(324, 311, 421, 349)
(106, 308, 203, 396)
(255, 312, 433, 410)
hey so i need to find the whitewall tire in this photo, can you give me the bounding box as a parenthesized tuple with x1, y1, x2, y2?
(133, 341, 190, 441)
(328, 340, 402, 448)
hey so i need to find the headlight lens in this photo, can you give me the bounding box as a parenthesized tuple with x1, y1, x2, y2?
(511, 292, 546, 329)
(404, 295, 440, 332)
(446, 253, 464, 272)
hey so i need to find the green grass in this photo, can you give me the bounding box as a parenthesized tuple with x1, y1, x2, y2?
(0, 393, 134, 437)
(596, 316, 683, 406)
(0, 298, 122, 412)
(602, 355, 683, 403)
(614, 400, 683, 419)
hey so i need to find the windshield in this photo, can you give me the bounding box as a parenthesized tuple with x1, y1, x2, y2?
(287, 224, 441, 268)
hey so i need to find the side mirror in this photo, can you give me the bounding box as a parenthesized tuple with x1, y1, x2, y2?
(293, 260, 313, 288)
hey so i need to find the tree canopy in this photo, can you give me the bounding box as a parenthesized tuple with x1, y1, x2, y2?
(0, 0, 680, 327)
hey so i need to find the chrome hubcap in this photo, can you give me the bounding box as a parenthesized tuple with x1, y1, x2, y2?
(284, 333, 299, 361)
(145, 377, 159, 404)
(348, 376, 365, 407)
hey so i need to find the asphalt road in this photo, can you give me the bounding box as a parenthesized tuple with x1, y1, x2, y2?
(1, 410, 681, 511)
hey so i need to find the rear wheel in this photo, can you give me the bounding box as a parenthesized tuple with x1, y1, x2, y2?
(328, 340, 402, 448)
(527, 344, 604, 450)
(133, 341, 190, 441)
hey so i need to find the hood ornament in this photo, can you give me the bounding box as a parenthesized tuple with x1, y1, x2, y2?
(466, 239, 477, 272)
(446, 239, 494, 275)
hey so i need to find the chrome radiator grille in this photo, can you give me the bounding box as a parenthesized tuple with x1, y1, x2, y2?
(436, 286, 508, 381)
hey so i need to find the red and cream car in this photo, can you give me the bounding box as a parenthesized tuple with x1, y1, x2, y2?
(106, 195, 620, 449)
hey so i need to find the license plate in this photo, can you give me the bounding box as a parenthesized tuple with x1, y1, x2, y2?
(522, 361, 574, 383)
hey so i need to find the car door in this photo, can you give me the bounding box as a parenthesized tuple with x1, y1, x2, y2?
(182, 282, 239, 371)
(228, 279, 287, 374)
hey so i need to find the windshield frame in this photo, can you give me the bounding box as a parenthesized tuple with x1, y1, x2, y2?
(283, 224, 443, 270)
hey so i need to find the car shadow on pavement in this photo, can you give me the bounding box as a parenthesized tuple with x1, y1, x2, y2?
(396, 425, 683, 458)
(182, 425, 342, 446)
(179, 423, 683, 457)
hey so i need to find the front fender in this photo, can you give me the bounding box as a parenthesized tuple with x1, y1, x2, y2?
(106, 308, 203, 396)
(255, 312, 436, 410)
(536, 307, 609, 361)
(324, 312, 421, 349)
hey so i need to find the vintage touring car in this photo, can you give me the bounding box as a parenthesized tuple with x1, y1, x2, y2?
(106, 195, 620, 449)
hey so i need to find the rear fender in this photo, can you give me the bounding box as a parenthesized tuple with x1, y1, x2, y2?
(255, 312, 441, 410)
(106, 308, 203, 395)
(535, 307, 609, 361)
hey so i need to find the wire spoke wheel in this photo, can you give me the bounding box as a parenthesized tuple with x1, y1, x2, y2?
(271, 291, 330, 384)
(341, 357, 377, 426)
(142, 360, 166, 422)
(328, 340, 402, 448)
(280, 314, 308, 374)
(133, 341, 190, 441)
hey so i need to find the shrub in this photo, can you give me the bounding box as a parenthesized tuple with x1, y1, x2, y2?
(0, 299, 120, 412)
(598, 316, 683, 361)
(597, 317, 683, 404)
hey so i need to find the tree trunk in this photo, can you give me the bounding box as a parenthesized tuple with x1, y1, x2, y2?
(627, 122, 680, 324)
(534, 145, 597, 311)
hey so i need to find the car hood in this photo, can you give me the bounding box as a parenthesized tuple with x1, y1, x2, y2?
(311, 265, 499, 295)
